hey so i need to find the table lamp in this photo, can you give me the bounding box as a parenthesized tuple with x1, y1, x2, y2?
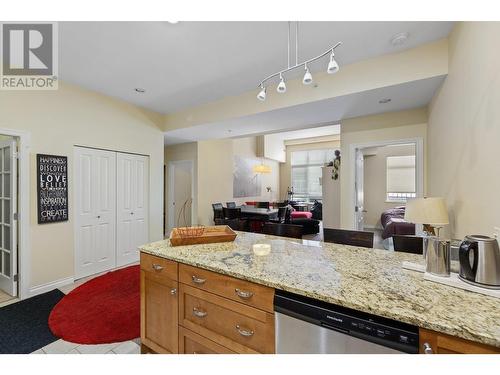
(404, 197, 449, 238)
(405, 197, 451, 276)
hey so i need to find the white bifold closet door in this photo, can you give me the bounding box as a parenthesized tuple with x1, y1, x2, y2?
(75, 147, 117, 279)
(116, 153, 149, 267)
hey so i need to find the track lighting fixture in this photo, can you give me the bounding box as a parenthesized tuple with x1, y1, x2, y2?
(257, 85, 267, 101)
(257, 22, 341, 101)
(277, 74, 287, 93)
(303, 64, 313, 85)
(327, 51, 339, 74)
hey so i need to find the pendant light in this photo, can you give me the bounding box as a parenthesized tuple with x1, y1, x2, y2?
(303, 64, 313, 85)
(257, 22, 342, 101)
(277, 73, 287, 93)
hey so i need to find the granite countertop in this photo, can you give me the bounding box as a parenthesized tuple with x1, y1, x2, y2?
(140, 232, 500, 348)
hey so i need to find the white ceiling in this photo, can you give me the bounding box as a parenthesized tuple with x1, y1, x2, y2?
(59, 21, 454, 114)
(163, 75, 445, 144)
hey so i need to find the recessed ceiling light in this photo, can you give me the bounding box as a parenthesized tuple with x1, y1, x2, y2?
(390, 32, 409, 46)
(167, 21, 179, 24)
(134, 88, 145, 93)
(379, 98, 392, 104)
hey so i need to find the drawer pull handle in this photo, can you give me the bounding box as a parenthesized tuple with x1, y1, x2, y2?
(170, 288, 177, 295)
(423, 342, 433, 354)
(236, 325, 254, 337)
(192, 307, 208, 318)
(152, 264, 164, 271)
(192, 275, 206, 285)
(235, 288, 254, 299)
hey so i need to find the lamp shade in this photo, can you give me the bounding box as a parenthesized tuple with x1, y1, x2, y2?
(253, 164, 272, 174)
(404, 197, 449, 226)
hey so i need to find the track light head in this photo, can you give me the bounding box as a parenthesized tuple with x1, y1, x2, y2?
(327, 52, 339, 74)
(277, 74, 287, 93)
(302, 65, 313, 85)
(257, 85, 267, 101)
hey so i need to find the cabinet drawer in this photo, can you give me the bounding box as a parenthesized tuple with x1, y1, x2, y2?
(141, 252, 178, 282)
(179, 284, 275, 354)
(419, 328, 500, 354)
(179, 327, 235, 354)
(179, 263, 274, 312)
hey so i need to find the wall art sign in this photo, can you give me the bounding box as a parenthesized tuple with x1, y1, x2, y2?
(37, 154, 68, 224)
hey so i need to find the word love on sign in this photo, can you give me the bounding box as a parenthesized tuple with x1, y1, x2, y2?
(37, 154, 69, 224)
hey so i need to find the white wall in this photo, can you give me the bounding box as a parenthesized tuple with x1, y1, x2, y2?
(340, 108, 428, 229)
(363, 144, 416, 228)
(428, 22, 500, 238)
(196, 137, 280, 226)
(0, 82, 164, 289)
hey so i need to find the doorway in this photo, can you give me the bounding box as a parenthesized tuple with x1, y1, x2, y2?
(0, 135, 19, 304)
(167, 160, 194, 234)
(351, 138, 424, 249)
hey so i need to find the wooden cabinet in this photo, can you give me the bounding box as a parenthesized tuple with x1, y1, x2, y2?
(141, 253, 275, 354)
(140, 254, 179, 354)
(419, 329, 500, 354)
(179, 283, 275, 354)
(179, 264, 274, 312)
(179, 327, 235, 354)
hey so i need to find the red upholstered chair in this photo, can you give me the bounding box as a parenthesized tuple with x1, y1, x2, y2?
(245, 201, 256, 206)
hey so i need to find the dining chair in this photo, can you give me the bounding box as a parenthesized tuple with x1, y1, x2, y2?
(223, 207, 241, 220)
(270, 206, 288, 224)
(212, 203, 224, 224)
(262, 222, 303, 239)
(256, 201, 270, 209)
(226, 202, 236, 208)
(392, 235, 423, 254)
(323, 228, 374, 248)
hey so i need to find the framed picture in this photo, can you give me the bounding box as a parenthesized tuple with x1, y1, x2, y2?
(37, 154, 68, 224)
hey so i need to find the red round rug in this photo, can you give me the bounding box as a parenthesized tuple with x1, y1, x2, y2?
(48, 265, 139, 344)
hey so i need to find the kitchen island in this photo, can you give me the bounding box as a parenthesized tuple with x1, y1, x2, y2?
(139, 231, 500, 354)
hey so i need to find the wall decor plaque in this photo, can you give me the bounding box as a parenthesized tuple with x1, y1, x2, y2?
(37, 154, 68, 224)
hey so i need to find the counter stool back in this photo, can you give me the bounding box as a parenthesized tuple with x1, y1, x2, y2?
(323, 228, 374, 248)
(393, 235, 423, 254)
(263, 222, 303, 239)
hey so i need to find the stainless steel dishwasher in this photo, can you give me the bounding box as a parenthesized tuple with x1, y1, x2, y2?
(275, 290, 419, 354)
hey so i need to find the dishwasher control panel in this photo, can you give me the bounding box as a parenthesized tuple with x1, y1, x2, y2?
(322, 311, 419, 351)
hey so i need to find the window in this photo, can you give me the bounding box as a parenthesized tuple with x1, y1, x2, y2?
(291, 149, 335, 201)
(386, 155, 416, 202)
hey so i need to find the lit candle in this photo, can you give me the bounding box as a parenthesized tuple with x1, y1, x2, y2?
(252, 243, 271, 256)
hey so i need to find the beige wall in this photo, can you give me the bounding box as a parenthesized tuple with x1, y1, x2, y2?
(0, 82, 164, 289)
(164, 142, 198, 234)
(196, 137, 280, 226)
(428, 22, 500, 239)
(363, 144, 416, 228)
(340, 108, 428, 229)
(280, 139, 341, 201)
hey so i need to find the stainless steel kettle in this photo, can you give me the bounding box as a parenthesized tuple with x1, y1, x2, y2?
(459, 235, 500, 289)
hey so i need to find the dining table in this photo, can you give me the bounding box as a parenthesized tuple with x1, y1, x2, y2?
(238, 206, 279, 221)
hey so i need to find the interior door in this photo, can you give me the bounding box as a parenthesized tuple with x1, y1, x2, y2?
(75, 147, 117, 279)
(354, 149, 365, 231)
(0, 140, 17, 297)
(170, 161, 192, 232)
(116, 153, 149, 267)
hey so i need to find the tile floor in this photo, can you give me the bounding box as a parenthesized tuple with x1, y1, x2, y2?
(31, 263, 141, 354)
(0, 289, 15, 305)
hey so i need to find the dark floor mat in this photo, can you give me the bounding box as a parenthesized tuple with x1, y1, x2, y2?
(0, 289, 65, 354)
